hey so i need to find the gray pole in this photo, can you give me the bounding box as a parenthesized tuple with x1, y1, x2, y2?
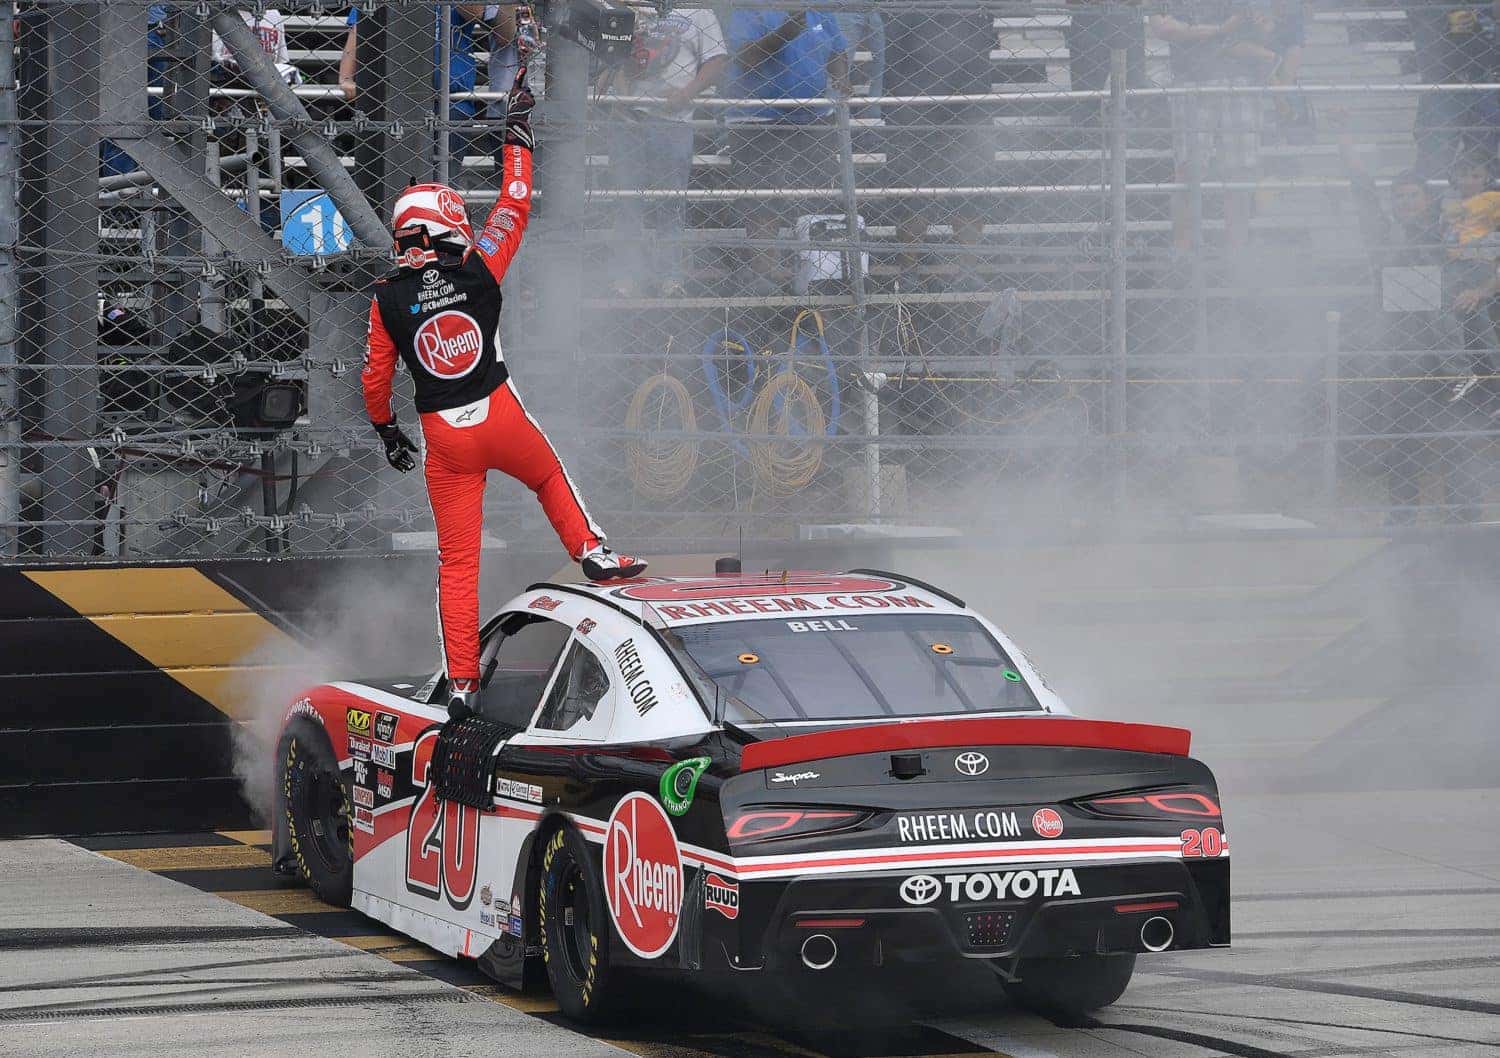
(0, 10, 18, 555)
(40, 3, 101, 555)
(1107, 47, 1128, 511)
(437, 6, 452, 185)
(211, 8, 389, 250)
(835, 96, 878, 518)
(1322, 310, 1341, 506)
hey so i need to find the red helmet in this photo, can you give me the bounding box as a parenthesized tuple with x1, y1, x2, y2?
(391, 183, 474, 248)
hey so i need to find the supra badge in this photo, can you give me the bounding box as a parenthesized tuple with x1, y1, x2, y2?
(954, 751, 989, 776)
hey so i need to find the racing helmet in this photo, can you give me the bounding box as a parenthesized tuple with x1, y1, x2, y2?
(391, 182, 475, 250)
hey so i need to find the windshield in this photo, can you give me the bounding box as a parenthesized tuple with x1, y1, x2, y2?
(665, 614, 1042, 724)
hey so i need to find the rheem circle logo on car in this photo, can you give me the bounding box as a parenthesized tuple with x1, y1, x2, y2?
(1032, 808, 1065, 838)
(413, 311, 484, 379)
(602, 791, 683, 959)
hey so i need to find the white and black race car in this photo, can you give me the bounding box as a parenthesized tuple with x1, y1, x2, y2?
(273, 567, 1229, 1023)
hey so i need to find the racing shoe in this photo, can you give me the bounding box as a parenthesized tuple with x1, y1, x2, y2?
(448, 678, 478, 722)
(581, 545, 648, 582)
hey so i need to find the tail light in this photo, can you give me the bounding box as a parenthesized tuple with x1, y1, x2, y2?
(725, 807, 866, 843)
(1083, 787, 1221, 819)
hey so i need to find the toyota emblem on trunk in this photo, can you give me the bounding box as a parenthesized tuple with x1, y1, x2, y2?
(954, 751, 990, 776)
(899, 875, 942, 905)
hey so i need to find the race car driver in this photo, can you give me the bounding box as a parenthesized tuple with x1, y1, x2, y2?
(361, 65, 646, 720)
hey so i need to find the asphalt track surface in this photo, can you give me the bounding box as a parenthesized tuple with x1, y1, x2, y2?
(1, 787, 1495, 1058)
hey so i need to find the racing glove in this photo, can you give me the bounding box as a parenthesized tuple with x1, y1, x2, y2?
(504, 65, 535, 151)
(373, 419, 418, 473)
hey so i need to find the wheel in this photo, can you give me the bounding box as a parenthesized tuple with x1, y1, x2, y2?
(539, 825, 626, 1024)
(1003, 953, 1136, 1015)
(279, 717, 353, 907)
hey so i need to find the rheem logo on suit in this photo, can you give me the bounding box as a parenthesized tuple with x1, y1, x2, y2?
(414, 311, 484, 379)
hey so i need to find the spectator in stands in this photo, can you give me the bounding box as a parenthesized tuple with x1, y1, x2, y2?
(884, 3, 999, 291)
(338, 8, 358, 101)
(211, 7, 303, 85)
(1149, 1, 1271, 257)
(836, 3, 884, 120)
(1335, 109, 1485, 522)
(600, 5, 728, 297)
(1441, 150, 1500, 379)
(726, 8, 850, 293)
(1409, 2, 1500, 177)
(1065, 0, 1148, 100)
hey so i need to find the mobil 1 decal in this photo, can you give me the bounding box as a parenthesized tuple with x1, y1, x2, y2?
(603, 791, 683, 959)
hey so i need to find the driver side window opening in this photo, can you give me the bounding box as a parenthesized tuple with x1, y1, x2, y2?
(475, 612, 572, 729)
(534, 641, 613, 734)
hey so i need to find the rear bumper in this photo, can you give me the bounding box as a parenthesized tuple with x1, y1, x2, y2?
(715, 857, 1229, 974)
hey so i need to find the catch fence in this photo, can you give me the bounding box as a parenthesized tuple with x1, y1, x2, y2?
(3, 0, 1497, 559)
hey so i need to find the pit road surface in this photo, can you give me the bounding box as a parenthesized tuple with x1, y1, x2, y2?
(3, 787, 1496, 1058)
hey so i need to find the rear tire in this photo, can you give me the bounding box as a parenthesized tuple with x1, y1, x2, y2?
(1003, 953, 1135, 1015)
(279, 718, 353, 907)
(539, 825, 626, 1024)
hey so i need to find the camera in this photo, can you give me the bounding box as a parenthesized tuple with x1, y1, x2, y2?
(544, 0, 637, 64)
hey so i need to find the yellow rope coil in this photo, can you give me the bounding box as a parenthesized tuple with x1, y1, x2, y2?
(625, 372, 699, 499)
(747, 368, 826, 496)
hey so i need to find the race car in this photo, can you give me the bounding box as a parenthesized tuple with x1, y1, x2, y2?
(272, 567, 1229, 1023)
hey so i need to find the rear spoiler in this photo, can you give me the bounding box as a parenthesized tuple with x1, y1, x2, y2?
(738, 717, 1191, 772)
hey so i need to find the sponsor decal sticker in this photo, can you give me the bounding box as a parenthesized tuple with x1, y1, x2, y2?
(602, 792, 683, 959)
(896, 810, 1020, 843)
(1031, 808, 1064, 838)
(496, 777, 543, 804)
(507, 913, 523, 936)
(371, 744, 396, 768)
(346, 708, 372, 736)
(400, 246, 427, 269)
(954, 751, 989, 777)
(613, 638, 659, 717)
(479, 910, 496, 927)
(353, 806, 374, 834)
(352, 758, 369, 786)
(658, 756, 711, 817)
(770, 770, 819, 786)
(353, 785, 375, 808)
(477, 235, 499, 254)
(576, 617, 597, 635)
(529, 595, 564, 612)
(413, 310, 485, 379)
(374, 712, 399, 743)
(507, 179, 529, 200)
(348, 735, 371, 760)
(480, 884, 492, 907)
(785, 618, 858, 632)
(900, 869, 1081, 905)
(704, 873, 739, 920)
(376, 769, 394, 799)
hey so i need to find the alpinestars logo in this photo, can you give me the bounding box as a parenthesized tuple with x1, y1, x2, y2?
(899, 869, 1081, 905)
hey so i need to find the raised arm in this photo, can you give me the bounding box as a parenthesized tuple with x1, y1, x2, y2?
(474, 65, 535, 283)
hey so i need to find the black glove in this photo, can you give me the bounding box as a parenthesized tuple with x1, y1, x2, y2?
(373, 419, 418, 473)
(504, 65, 535, 151)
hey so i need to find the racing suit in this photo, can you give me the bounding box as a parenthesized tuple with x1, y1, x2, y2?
(361, 144, 604, 682)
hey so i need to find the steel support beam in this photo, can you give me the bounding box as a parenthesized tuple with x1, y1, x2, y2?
(0, 10, 18, 555)
(210, 7, 388, 250)
(39, 3, 101, 555)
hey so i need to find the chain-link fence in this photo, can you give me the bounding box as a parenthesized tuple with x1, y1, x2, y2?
(2, 0, 1497, 559)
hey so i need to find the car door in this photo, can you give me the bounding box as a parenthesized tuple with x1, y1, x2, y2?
(400, 611, 572, 942)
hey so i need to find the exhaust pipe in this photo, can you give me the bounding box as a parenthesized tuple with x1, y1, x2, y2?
(800, 933, 838, 970)
(1140, 916, 1175, 952)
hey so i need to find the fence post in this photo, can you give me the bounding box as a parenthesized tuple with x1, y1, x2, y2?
(1108, 48, 1128, 506)
(835, 95, 877, 518)
(0, 10, 17, 555)
(1322, 310, 1341, 507)
(40, 2, 101, 555)
(436, 5, 452, 186)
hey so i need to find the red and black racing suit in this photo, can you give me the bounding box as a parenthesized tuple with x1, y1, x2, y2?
(361, 144, 603, 682)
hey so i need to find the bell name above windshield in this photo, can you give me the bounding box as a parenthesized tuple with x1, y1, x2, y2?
(666, 613, 1041, 724)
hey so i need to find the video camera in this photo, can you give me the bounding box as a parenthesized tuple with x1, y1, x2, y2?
(542, 0, 636, 64)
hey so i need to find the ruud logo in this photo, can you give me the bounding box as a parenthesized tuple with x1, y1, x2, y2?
(899, 874, 942, 905)
(954, 751, 989, 776)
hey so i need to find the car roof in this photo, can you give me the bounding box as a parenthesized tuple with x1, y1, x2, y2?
(537, 569, 971, 628)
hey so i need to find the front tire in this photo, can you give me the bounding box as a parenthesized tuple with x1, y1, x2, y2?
(539, 825, 626, 1024)
(279, 717, 353, 907)
(1003, 953, 1135, 1015)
